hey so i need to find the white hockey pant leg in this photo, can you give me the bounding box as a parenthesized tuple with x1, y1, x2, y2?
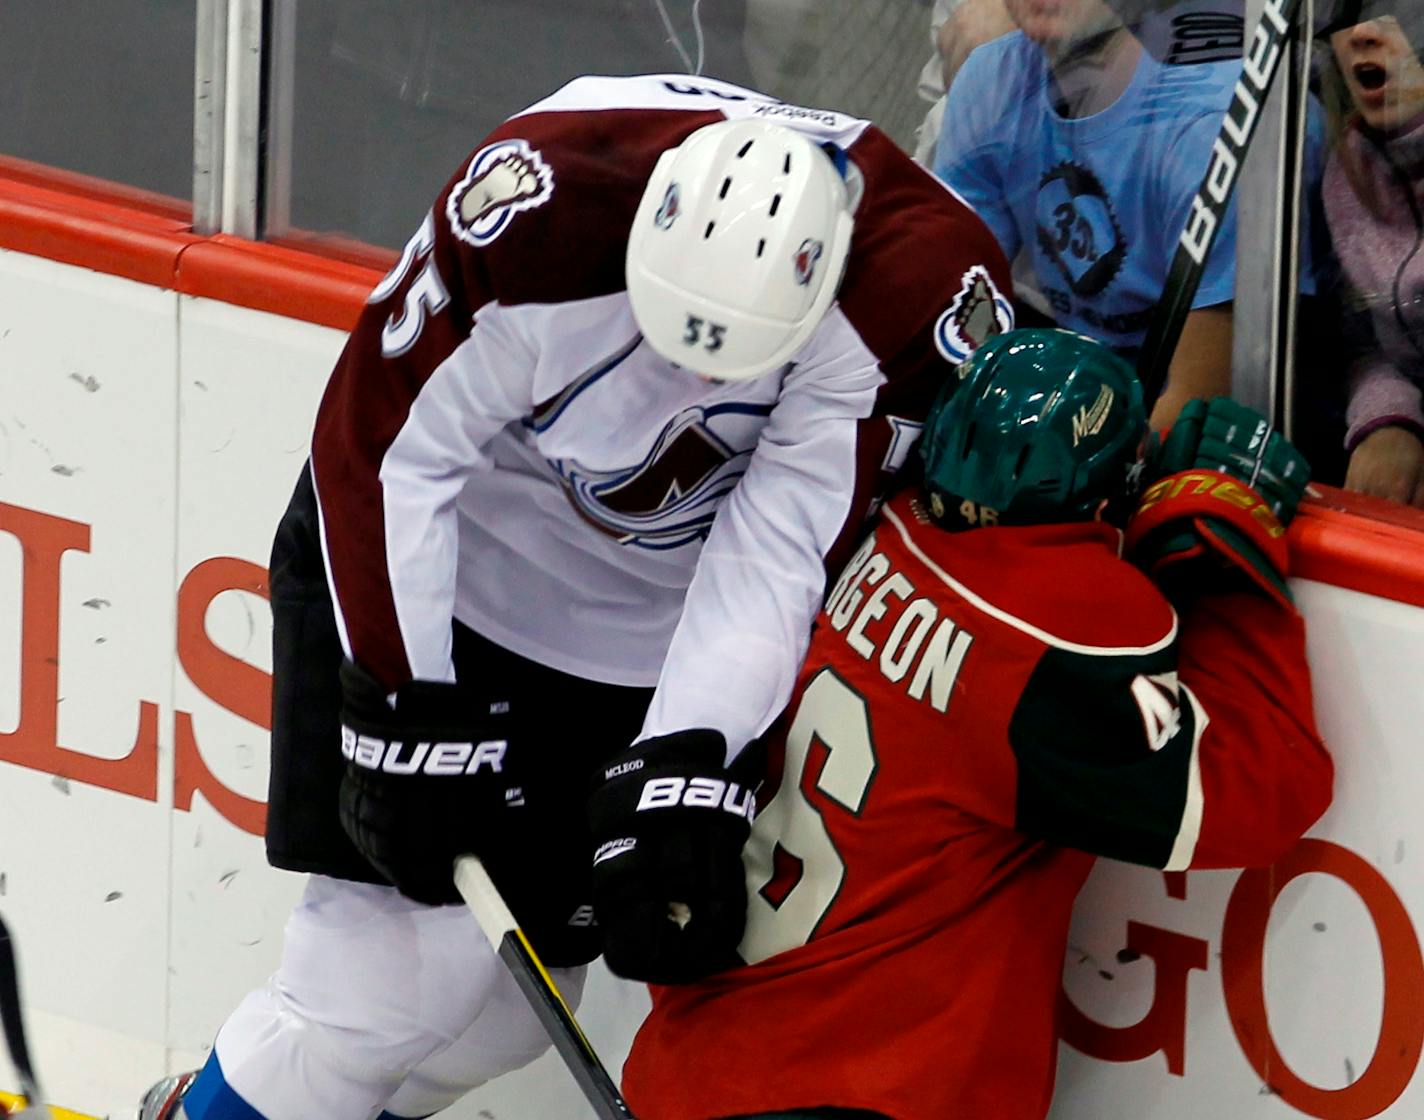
(210, 875, 576, 1120)
(383, 964, 586, 1118)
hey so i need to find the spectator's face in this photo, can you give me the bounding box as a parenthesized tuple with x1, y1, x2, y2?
(1005, 0, 1119, 47)
(1332, 17, 1424, 132)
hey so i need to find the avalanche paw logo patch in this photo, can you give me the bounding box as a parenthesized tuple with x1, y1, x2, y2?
(446, 139, 554, 248)
(934, 265, 1013, 365)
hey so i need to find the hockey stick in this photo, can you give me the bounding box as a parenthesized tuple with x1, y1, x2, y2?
(0, 915, 53, 1119)
(453, 855, 637, 1120)
(1137, 0, 1306, 397)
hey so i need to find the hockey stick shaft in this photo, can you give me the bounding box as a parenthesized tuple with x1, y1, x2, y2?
(0, 915, 52, 1118)
(1137, 0, 1305, 396)
(453, 855, 637, 1120)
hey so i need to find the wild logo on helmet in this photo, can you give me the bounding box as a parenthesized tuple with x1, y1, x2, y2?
(1071, 384, 1115, 446)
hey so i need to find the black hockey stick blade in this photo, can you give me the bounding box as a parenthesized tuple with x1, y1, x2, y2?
(0, 914, 52, 1118)
(1137, 0, 1305, 399)
(453, 855, 637, 1120)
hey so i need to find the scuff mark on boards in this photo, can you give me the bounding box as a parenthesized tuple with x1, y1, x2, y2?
(52, 775, 71, 795)
(68, 372, 101, 393)
(83, 598, 111, 609)
(104, 890, 122, 902)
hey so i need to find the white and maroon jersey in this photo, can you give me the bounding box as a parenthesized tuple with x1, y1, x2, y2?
(309, 74, 1013, 753)
(624, 489, 1332, 1120)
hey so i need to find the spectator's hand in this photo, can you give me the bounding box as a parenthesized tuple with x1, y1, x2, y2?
(937, 0, 1016, 88)
(588, 730, 759, 983)
(1345, 426, 1424, 507)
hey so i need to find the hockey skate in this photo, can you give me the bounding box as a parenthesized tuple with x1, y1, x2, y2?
(106, 1071, 195, 1120)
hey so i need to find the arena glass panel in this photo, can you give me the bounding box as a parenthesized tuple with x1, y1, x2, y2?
(929, 0, 1247, 428)
(261, 0, 940, 253)
(0, 1, 195, 207)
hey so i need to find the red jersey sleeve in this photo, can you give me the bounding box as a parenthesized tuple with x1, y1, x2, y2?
(1003, 588, 1332, 871)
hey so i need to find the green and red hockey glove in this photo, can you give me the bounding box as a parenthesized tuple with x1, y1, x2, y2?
(1126, 397, 1310, 607)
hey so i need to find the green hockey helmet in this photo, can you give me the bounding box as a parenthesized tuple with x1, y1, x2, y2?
(919, 328, 1146, 527)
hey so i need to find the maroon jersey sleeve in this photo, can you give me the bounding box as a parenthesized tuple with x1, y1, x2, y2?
(821, 127, 1016, 579)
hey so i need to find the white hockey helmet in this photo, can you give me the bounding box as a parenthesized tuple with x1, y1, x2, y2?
(626, 118, 856, 382)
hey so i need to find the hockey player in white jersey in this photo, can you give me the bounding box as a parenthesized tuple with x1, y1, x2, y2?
(125, 73, 1013, 1120)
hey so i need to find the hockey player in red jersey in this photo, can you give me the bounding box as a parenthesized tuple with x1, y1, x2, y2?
(124, 74, 1012, 1120)
(608, 328, 1333, 1120)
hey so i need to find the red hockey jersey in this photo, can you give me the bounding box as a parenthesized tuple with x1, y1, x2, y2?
(623, 489, 1332, 1120)
(307, 74, 1012, 755)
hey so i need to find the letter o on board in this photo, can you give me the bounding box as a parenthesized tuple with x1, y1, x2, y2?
(1221, 839, 1424, 1118)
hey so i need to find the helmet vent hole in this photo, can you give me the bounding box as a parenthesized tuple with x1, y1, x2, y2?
(737, 140, 754, 158)
(1013, 445, 1033, 480)
(962, 422, 977, 458)
(769, 194, 782, 217)
(756, 238, 766, 258)
(704, 221, 716, 239)
(783, 152, 792, 174)
(719, 177, 732, 200)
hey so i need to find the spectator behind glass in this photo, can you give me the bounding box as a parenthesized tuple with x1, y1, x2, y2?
(1324, 15, 1424, 506)
(933, 0, 1251, 428)
(914, 0, 1017, 164)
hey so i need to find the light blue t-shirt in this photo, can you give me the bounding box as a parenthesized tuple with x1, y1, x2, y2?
(934, 33, 1243, 364)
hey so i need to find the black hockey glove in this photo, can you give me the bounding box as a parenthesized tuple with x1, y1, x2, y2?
(1126, 397, 1310, 608)
(337, 660, 521, 906)
(587, 730, 760, 984)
